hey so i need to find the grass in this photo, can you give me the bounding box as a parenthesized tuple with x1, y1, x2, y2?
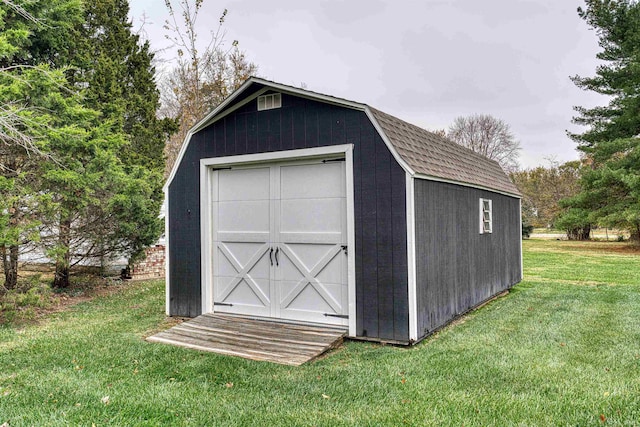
(1, 239, 639, 426)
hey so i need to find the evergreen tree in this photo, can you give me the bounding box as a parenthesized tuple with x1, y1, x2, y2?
(566, 0, 640, 241)
(78, 0, 175, 176)
(45, 0, 175, 286)
(0, 0, 83, 289)
(1, 0, 174, 288)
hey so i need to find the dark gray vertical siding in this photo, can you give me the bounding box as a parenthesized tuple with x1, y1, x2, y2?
(168, 93, 409, 342)
(414, 180, 521, 339)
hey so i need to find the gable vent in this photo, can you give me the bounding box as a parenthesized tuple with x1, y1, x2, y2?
(258, 93, 282, 111)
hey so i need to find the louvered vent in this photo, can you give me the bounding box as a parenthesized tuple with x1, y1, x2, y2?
(257, 93, 282, 111)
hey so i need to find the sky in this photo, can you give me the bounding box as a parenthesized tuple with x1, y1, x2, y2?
(129, 0, 607, 169)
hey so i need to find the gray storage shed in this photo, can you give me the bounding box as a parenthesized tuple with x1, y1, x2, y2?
(164, 77, 522, 344)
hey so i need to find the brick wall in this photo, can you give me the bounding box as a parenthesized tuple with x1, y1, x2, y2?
(130, 245, 165, 280)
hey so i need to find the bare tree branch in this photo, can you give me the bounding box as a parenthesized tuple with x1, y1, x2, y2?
(447, 114, 521, 174)
(160, 1, 257, 176)
(1, 0, 39, 25)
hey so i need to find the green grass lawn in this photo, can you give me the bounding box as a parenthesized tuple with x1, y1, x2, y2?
(1, 240, 639, 426)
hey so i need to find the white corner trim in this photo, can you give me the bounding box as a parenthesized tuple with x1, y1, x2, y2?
(364, 107, 415, 176)
(519, 198, 524, 281)
(164, 187, 170, 316)
(406, 173, 418, 342)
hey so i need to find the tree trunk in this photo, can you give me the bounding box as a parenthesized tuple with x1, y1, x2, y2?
(630, 226, 640, 244)
(579, 225, 591, 241)
(1, 244, 18, 290)
(53, 217, 72, 288)
(567, 225, 591, 241)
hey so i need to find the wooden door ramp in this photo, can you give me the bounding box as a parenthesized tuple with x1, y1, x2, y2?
(146, 313, 347, 366)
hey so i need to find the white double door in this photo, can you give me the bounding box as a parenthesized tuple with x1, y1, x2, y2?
(211, 159, 348, 326)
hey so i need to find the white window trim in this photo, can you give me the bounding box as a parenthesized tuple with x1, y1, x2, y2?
(257, 93, 282, 111)
(479, 198, 493, 234)
(199, 144, 356, 337)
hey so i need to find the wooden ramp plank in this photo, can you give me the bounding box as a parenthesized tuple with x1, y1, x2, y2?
(146, 313, 346, 366)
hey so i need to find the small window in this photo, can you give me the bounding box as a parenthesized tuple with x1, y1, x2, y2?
(479, 198, 492, 234)
(257, 93, 281, 111)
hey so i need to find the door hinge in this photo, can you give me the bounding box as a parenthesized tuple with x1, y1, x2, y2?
(324, 313, 349, 319)
(341, 245, 348, 255)
(214, 302, 233, 306)
(322, 158, 345, 163)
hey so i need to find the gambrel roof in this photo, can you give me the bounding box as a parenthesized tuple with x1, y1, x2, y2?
(166, 77, 521, 197)
(368, 107, 520, 195)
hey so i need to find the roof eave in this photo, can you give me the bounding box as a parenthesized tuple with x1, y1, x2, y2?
(413, 172, 522, 198)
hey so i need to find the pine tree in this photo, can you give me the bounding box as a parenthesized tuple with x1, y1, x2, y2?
(565, 0, 640, 241)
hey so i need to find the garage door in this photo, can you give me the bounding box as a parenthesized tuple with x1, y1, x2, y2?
(211, 159, 348, 326)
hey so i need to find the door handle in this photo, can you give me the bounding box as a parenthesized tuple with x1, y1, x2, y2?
(275, 247, 279, 267)
(269, 247, 273, 266)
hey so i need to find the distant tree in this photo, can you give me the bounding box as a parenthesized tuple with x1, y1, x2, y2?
(447, 114, 521, 173)
(510, 160, 583, 229)
(161, 1, 257, 176)
(555, 206, 593, 241)
(431, 129, 447, 138)
(566, 0, 640, 242)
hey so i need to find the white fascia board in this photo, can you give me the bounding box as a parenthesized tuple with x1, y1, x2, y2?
(253, 82, 416, 180)
(248, 78, 366, 111)
(164, 79, 262, 191)
(413, 173, 522, 199)
(165, 77, 423, 190)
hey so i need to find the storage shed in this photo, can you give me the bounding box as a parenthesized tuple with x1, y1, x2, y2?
(165, 77, 522, 344)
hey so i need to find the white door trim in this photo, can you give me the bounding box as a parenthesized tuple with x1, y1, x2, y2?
(200, 144, 356, 337)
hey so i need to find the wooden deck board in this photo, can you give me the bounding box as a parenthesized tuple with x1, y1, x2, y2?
(146, 313, 346, 366)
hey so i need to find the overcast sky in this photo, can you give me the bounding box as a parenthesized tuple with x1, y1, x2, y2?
(129, 0, 607, 169)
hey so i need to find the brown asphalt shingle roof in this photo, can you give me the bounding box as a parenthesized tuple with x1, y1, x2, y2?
(368, 107, 521, 196)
